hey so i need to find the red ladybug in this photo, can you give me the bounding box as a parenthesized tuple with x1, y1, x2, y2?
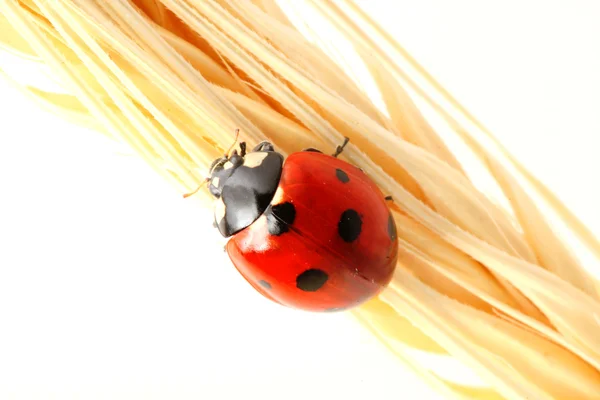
(197, 135, 398, 312)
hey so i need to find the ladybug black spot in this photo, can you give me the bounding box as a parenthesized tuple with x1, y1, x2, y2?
(338, 209, 362, 242)
(302, 147, 323, 153)
(335, 168, 350, 183)
(267, 202, 296, 235)
(258, 280, 272, 290)
(296, 269, 329, 292)
(388, 214, 397, 241)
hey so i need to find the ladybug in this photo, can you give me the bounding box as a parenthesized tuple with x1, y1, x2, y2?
(192, 134, 398, 312)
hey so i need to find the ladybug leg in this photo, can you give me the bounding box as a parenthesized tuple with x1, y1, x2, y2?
(332, 137, 350, 158)
(239, 142, 247, 157)
(252, 141, 274, 152)
(385, 195, 393, 202)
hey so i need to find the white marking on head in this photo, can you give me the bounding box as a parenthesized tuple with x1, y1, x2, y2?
(214, 197, 226, 226)
(211, 177, 220, 187)
(223, 161, 234, 170)
(243, 152, 269, 168)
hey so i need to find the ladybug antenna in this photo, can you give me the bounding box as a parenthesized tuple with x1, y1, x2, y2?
(183, 177, 210, 199)
(224, 128, 241, 157)
(184, 128, 241, 200)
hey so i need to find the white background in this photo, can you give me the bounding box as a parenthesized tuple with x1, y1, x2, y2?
(1, 1, 599, 399)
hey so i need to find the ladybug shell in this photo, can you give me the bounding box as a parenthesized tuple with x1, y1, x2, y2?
(226, 151, 398, 312)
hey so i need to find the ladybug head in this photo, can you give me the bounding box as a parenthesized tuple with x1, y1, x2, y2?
(206, 145, 246, 199)
(206, 141, 284, 238)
